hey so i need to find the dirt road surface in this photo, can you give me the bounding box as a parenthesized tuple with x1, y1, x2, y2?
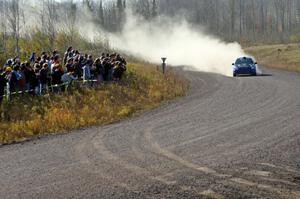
(1, 68, 300, 199)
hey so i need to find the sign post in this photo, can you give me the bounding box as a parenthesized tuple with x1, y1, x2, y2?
(161, 57, 167, 74)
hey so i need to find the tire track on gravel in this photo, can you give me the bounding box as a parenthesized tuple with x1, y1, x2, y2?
(1, 68, 300, 199)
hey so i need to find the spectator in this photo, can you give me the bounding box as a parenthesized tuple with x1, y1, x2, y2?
(4, 67, 12, 94)
(87, 54, 93, 63)
(36, 57, 41, 64)
(65, 58, 74, 72)
(33, 66, 40, 94)
(52, 49, 58, 58)
(117, 54, 127, 65)
(8, 65, 21, 93)
(29, 52, 36, 63)
(13, 57, 21, 66)
(41, 51, 47, 57)
(74, 50, 80, 57)
(51, 55, 60, 74)
(51, 63, 64, 85)
(0, 68, 7, 102)
(23, 62, 34, 93)
(100, 53, 106, 61)
(23, 62, 31, 91)
(83, 63, 91, 80)
(40, 54, 47, 66)
(51, 63, 63, 93)
(108, 61, 114, 81)
(39, 63, 49, 94)
(73, 57, 81, 78)
(83, 61, 91, 85)
(5, 59, 13, 68)
(61, 71, 77, 85)
(0, 48, 127, 102)
(93, 58, 104, 84)
(102, 58, 112, 81)
(64, 46, 73, 65)
(19, 63, 27, 93)
(113, 62, 127, 81)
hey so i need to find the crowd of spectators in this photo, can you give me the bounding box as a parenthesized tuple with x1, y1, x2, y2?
(0, 47, 127, 103)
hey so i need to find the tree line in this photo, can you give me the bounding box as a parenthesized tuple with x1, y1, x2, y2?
(84, 0, 300, 44)
(0, 0, 299, 56)
(138, 0, 300, 44)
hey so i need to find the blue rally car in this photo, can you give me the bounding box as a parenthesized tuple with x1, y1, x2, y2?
(232, 57, 257, 77)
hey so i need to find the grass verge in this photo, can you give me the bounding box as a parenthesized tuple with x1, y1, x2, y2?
(0, 63, 188, 144)
(245, 44, 300, 72)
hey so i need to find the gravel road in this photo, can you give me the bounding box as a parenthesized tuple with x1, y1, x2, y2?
(1, 68, 300, 199)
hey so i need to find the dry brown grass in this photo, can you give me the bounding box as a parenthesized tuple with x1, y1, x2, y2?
(0, 63, 188, 144)
(245, 44, 300, 72)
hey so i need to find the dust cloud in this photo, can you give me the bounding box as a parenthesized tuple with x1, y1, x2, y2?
(110, 13, 247, 77)
(21, 2, 248, 76)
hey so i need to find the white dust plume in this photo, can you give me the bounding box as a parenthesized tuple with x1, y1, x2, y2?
(110, 14, 247, 76)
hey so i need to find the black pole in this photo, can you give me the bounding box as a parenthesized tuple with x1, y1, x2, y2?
(161, 57, 167, 74)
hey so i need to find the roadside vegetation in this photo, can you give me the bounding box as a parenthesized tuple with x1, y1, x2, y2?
(0, 26, 188, 144)
(245, 44, 300, 72)
(0, 62, 187, 144)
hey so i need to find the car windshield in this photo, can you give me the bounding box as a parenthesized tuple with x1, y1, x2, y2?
(235, 58, 254, 65)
